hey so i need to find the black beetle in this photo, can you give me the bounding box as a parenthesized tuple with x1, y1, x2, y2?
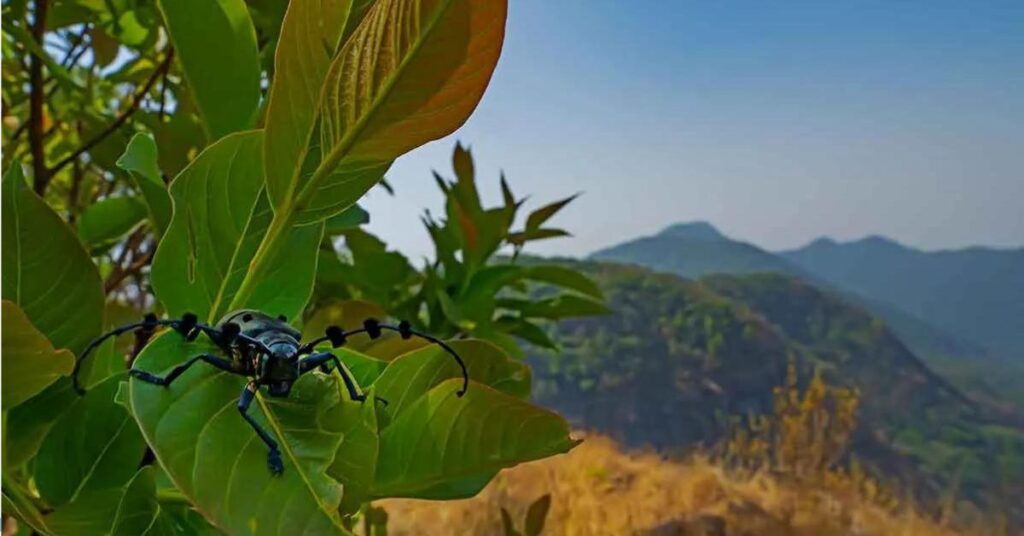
(72, 309, 468, 475)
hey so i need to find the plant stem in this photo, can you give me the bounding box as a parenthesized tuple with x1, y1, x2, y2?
(28, 0, 48, 194)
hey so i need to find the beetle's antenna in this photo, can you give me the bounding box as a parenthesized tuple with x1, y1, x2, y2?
(71, 313, 268, 395)
(300, 319, 470, 397)
(73, 313, 166, 395)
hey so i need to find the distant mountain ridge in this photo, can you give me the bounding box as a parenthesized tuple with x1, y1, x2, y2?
(591, 222, 806, 280)
(781, 234, 1024, 358)
(589, 220, 1003, 362)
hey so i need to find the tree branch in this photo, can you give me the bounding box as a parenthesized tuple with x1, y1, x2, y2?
(46, 48, 174, 179)
(29, 0, 49, 194)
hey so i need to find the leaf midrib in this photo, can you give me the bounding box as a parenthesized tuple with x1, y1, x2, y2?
(290, 0, 456, 214)
(254, 392, 347, 531)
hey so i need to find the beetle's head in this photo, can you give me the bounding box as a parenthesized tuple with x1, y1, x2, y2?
(264, 341, 299, 397)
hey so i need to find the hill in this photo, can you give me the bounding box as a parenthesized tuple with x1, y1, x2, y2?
(781, 236, 1024, 359)
(591, 222, 807, 279)
(526, 261, 1024, 517)
(588, 222, 1019, 406)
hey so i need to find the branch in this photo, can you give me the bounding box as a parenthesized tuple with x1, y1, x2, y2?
(47, 48, 174, 179)
(28, 0, 49, 194)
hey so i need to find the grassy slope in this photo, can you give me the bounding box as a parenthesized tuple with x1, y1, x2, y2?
(381, 434, 993, 536)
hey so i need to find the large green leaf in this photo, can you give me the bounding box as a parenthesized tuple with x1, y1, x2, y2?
(34, 374, 147, 506)
(372, 379, 577, 499)
(266, 0, 508, 224)
(158, 0, 261, 140)
(76, 196, 148, 251)
(110, 468, 161, 536)
(262, 0, 356, 213)
(524, 265, 604, 300)
(373, 339, 531, 415)
(325, 204, 370, 235)
(44, 489, 124, 536)
(117, 133, 172, 236)
(1, 164, 104, 354)
(1, 300, 75, 409)
(43, 467, 171, 536)
(129, 334, 353, 535)
(150, 131, 323, 323)
(328, 340, 564, 503)
(2, 381, 78, 468)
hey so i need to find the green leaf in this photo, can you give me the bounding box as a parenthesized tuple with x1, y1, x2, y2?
(524, 494, 552, 536)
(130, 333, 353, 535)
(325, 204, 370, 234)
(526, 194, 578, 232)
(150, 131, 323, 323)
(158, 0, 261, 139)
(267, 0, 508, 224)
(76, 196, 148, 251)
(45, 488, 125, 536)
(371, 379, 578, 499)
(501, 295, 611, 319)
(110, 468, 160, 536)
(499, 317, 558, 351)
(372, 339, 532, 416)
(3, 381, 79, 468)
(43, 468, 163, 536)
(262, 0, 359, 216)
(458, 264, 522, 319)
(1, 300, 75, 409)
(90, 25, 120, 67)
(334, 348, 391, 391)
(525, 265, 604, 300)
(507, 228, 571, 246)
(117, 133, 172, 236)
(326, 391, 381, 513)
(34, 374, 146, 506)
(1, 164, 104, 354)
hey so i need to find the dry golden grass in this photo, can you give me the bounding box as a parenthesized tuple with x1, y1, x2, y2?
(379, 433, 980, 536)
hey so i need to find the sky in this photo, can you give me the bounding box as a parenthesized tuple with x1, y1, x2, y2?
(361, 1, 1024, 260)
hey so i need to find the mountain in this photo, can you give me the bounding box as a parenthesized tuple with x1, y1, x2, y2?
(528, 260, 1024, 515)
(590, 222, 988, 364)
(781, 236, 1024, 359)
(591, 222, 805, 279)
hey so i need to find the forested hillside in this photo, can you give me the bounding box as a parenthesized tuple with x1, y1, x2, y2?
(527, 261, 1024, 518)
(591, 222, 1023, 408)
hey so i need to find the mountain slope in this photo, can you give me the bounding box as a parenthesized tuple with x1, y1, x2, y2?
(528, 261, 1024, 514)
(782, 236, 1024, 358)
(590, 222, 986, 366)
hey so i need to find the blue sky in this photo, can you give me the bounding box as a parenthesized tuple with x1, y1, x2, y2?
(362, 1, 1024, 260)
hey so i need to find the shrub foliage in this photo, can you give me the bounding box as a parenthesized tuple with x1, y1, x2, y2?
(1, 1, 597, 533)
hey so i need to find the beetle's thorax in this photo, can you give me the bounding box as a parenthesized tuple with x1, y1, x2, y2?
(217, 310, 302, 396)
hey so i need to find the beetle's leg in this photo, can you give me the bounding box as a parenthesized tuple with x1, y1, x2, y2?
(237, 382, 283, 475)
(130, 353, 234, 387)
(299, 352, 388, 406)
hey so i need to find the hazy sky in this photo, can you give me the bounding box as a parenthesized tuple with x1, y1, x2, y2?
(361, 1, 1024, 260)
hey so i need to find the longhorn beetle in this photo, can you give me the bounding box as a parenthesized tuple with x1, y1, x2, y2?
(72, 309, 468, 475)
